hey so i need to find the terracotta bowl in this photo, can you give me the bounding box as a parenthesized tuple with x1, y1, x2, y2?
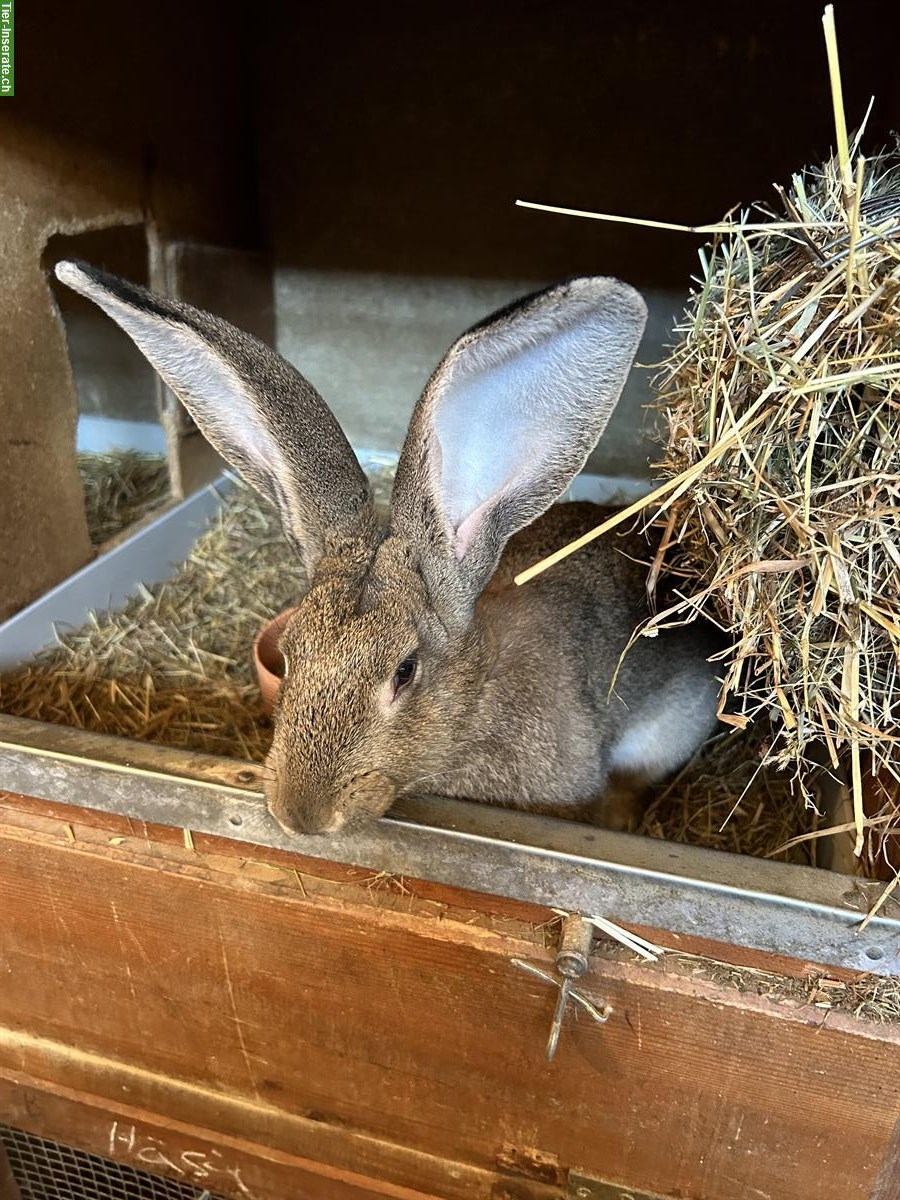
(252, 606, 299, 716)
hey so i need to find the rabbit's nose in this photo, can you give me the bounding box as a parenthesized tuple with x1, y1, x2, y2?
(271, 803, 343, 836)
(264, 774, 341, 836)
(276, 797, 343, 836)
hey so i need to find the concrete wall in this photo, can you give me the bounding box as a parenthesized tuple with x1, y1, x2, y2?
(0, 0, 255, 621)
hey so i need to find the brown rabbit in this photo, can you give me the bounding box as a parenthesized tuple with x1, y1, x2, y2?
(56, 263, 722, 834)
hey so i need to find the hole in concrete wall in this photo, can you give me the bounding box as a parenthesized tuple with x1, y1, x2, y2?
(43, 226, 172, 546)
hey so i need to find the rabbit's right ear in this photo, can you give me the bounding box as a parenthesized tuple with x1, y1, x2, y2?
(390, 277, 647, 619)
(55, 261, 376, 573)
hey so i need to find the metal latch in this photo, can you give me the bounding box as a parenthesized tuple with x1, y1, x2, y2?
(546, 913, 595, 1059)
(567, 1170, 668, 1200)
(511, 913, 611, 1061)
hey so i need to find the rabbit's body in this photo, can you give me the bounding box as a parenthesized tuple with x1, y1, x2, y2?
(467, 502, 720, 822)
(56, 263, 723, 835)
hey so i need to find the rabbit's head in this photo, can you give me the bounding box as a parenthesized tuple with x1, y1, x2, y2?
(56, 263, 646, 833)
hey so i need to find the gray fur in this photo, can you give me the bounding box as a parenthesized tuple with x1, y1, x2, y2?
(56, 261, 722, 835)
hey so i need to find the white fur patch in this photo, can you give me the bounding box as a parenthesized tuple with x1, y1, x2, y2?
(609, 672, 719, 782)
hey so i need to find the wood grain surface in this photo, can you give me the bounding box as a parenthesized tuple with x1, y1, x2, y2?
(1, 790, 898, 1200)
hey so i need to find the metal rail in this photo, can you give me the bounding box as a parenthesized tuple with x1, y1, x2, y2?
(1, 714, 897, 975)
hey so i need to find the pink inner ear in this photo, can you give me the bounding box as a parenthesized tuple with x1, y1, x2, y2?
(453, 493, 497, 561)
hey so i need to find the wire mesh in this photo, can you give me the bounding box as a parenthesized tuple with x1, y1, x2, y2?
(0, 1125, 225, 1200)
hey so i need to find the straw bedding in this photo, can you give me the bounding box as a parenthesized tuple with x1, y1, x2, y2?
(78, 450, 170, 545)
(3, 483, 289, 761)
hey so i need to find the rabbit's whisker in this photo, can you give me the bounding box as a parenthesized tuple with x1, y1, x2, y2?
(404, 767, 459, 792)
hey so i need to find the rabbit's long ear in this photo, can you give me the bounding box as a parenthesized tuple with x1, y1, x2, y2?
(55, 261, 376, 573)
(390, 277, 647, 614)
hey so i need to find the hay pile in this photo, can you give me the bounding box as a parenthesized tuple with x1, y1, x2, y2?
(78, 450, 170, 545)
(511, 14, 900, 884)
(647, 145, 900, 873)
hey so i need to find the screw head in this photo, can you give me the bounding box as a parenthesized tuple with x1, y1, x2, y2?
(557, 950, 589, 978)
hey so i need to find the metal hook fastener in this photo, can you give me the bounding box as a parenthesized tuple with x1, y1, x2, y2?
(511, 913, 611, 1062)
(546, 913, 596, 1060)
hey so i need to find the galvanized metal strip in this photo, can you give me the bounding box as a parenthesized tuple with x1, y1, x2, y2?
(0, 715, 897, 975)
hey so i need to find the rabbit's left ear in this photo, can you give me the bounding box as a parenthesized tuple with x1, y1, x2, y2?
(390, 277, 647, 612)
(55, 261, 376, 574)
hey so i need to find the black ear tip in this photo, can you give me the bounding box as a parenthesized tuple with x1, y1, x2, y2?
(53, 260, 158, 317)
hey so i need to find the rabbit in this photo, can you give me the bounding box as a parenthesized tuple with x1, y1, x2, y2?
(55, 261, 723, 835)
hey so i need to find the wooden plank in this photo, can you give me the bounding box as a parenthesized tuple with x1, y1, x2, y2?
(870, 1117, 900, 1200)
(0, 791, 555, 934)
(0, 790, 863, 979)
(0, 1053, 559, 1200)
(1, 813, 898, 1200)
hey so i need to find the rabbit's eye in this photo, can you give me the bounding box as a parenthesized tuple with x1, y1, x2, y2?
(391, 652, 418, 698)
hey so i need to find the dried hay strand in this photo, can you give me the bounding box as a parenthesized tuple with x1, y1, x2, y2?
(648, 144, 900, 870)
(78, 450, 170, 545)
